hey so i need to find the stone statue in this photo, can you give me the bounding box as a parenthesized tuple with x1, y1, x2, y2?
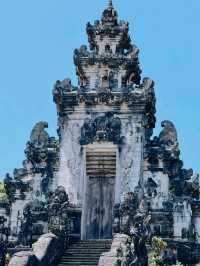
(128, 208, 151, 266)
(159, 120, 180, 160)
(159, 120, 178, 147)
(62, 78, 72, 92)
(79, 45, 89, 57)
(119, 192, 139, 234)
(142, 77, 154, 92)
(18, 200, 48, 246)
(30, 121, 49, 147)
(49, 186, 69, 206)
(19, 204, 33, 246)
(130, 44, 140, 60)
(117, 200, 151, 266)
(184, 173, 200, 198)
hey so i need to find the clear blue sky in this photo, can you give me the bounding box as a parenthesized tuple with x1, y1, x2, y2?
(0, 0, 199, 177)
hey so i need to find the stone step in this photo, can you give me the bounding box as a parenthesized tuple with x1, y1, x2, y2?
(64, 251, 108, 256)
(70, 242, 111, 247)
(60, 261, 99, 264)
(58, 262, 98, 266)
(61, 256, 100, 260)
(61, 254, 103, 258)
(60, 257, 99, 264)
(71, 241, 111, 245)
(57, 240, 111, 266)
(75, 240, 112, 243)
(68, 246, 110, 250)
(70, 243, 111, 246)
(67, 246, 110, 251)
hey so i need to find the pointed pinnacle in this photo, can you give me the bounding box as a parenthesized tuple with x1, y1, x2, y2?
(108, 0, 113, 8)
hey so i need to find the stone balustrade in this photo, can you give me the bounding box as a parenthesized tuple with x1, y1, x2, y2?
(8, 233, 65, 266)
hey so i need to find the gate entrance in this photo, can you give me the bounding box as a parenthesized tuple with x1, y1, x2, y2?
(83, 146, 116, 239)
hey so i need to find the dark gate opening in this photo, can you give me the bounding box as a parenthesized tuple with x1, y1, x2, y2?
(84, 148, 116, 240)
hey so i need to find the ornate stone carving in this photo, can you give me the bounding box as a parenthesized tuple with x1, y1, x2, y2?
(24, 124, 58, 188)
(144, 120, 199, 201)
(159, 120, 180, 160)
(19, 204, 33, 246)
(4, 174, 28, 203)
(80, 112, 122, 145)
(145, 178, 158, 198)
(3, 2, 200, 265)
(47, 186, 69, 236)
(18, 199, 48, 246)
(25, 122, 49, 164)
(30, 121, 49, 147)
(117, 192, 139, 234)
(116, 199, 151, 266)
(159, 121, 178, 146)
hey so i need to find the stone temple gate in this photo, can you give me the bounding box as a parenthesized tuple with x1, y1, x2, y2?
(53, 1, 155, 239)
(2, 1, 200, 265)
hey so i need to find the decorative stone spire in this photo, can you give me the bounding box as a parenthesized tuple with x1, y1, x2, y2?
(72, 2, 142, 90)
(101, 0, 118, 26)
(108, 0, 113, 8)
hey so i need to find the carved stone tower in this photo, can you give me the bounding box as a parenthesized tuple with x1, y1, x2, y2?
(2, 2, 200, 264)
(53, 1, 155, 240)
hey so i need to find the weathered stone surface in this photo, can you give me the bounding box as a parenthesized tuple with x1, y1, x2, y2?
(33, 233, 64, 266)
(8, 251, 38, 266)
(2, 1, 200, 265)
(98, 234, 128, 266)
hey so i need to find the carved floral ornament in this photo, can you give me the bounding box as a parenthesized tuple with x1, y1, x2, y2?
(80, 112, 123, 145)
(53, 77, 155, 114)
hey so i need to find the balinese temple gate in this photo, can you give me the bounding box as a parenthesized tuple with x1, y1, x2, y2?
(2, 1, 200, 265)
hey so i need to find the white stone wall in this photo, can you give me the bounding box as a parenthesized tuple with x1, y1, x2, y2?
(193, 214, 200, 243)
(57, 103, 145, 205)
(57, 113, 85, 205)
(118, 115, 144, 202)
(173, 201, 192, 239)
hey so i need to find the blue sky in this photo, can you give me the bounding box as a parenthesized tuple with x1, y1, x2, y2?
(0, 0, 199, 177)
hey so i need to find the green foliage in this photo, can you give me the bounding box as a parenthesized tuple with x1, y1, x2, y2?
(0, 182, 8, 201)
(148, 250, 157, 266)
(149, 236, 167, 266)
(5, 253, 11, 265)
(152, 236, 167, 253)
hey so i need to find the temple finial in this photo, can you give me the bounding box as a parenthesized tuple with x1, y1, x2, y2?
(108, 0, 113, 8)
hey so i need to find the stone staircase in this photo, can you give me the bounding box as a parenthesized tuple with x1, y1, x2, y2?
(57, 240, 112, 266)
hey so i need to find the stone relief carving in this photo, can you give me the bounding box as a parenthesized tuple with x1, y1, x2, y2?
(80, 112, 122, 145)
(17, 187, 70, 246)
(144, 120, 199, 200)
(47, 186, 70, 236)
(3, 122, 59, 207)
(114, 193, 151, 266)
(145, 178, 158, 198)
(18, 199, 49, 246)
